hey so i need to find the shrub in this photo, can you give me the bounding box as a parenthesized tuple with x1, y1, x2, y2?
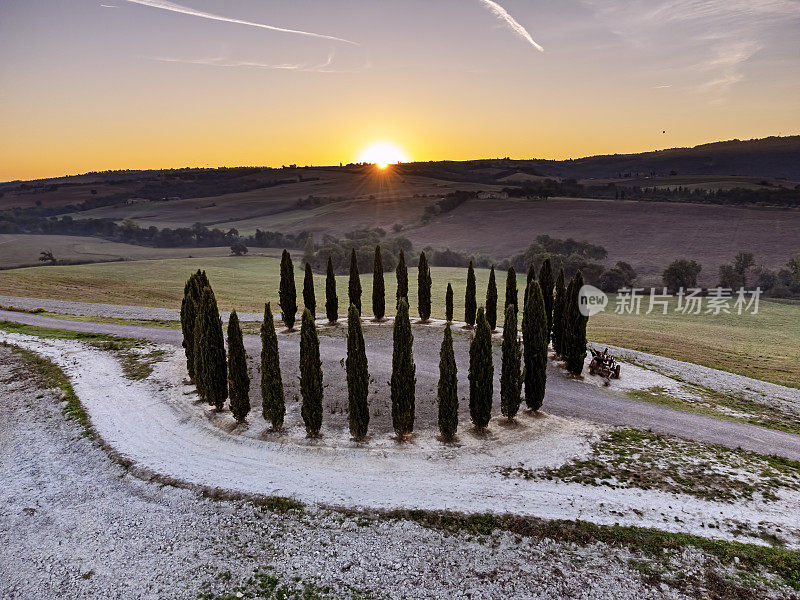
(485, 266, 498, 331)
(522, 281, 548, 411)
(346, 304, 369, 440)
(302, 262, 316, 316)
(299, 309, 323, 437)
(326, 256, 338, 323)
(437, 323, 458, 440)
(279, 249, 297, 330)
(227, 311, 250, 423)
(465, 261, 476, 328)
(372, 245, 385, 320)
(418, 251, 432, 322)
(500, 304, 522, 419)
(391, 299, 416, 437)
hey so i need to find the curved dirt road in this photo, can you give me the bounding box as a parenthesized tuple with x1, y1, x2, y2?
(2, 308, 799, 460)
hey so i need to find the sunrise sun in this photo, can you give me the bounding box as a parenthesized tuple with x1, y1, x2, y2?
(356, 142, 409, 168)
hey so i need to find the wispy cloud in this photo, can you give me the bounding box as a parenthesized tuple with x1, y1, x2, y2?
(148, 49, 366, 73)
(122, 0, 358, 45)
(477, 0, 544, 52)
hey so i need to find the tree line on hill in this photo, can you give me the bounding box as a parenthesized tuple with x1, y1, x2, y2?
(502, 178, 800, 207)
(180, 247, 589, 441)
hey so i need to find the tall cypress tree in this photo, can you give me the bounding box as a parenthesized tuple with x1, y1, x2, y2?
(445, 283, 454, 323)
(500, 304, 522, 419)
(346, 304, 369, 440)
(485, 265, 498, 331)
(552, 268, 566, 356)
(193, 285, 227, 410)
(523, 264, 536, 320)
(539, 257, 555, 344)
(391, 298, 416, 438)
(504, 266, 518, 314)
(348, 248, 362, 315)
(469, 307, 493, 430)
(299, 309, 323, 437)
(279, 249, 297, 330)
(563, 272, 588, 376)
(260, 302, 285, 429)
(372, 245, 385, 321)
(437, 323, 458, 440)
(180, 271, 201, 381)
(523, 281, 548, 411)
(227, 311, 250, 423)
(417, 251, 432, 322)
(465, 260, 477, 328)
(325, 256, 338, 324)
(396, 249, 408, 309)
(303, 262, 316, 317)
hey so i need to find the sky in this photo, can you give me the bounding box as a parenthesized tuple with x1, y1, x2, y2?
(1, 0, 799, 181)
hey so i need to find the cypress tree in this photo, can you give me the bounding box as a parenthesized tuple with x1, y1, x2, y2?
(437, 323, 458, 440)
(193, 285, 228, 410)
(539, 257, 555, 344)
(469, 307, 493, 430)
(396, 249, 408, 309)
(552, 268, 566, 356)
(299, 309, 323, 437)
(500, 304, 522, 419)
(465, 260, 476, 328)
(348, 248, 362, 315)
(180, 271, 201, 381)
(325, 256, 338, 324)
(346, 304, 369, 440)
(485, 265, 498, 331)
(302, 262, 316, 317)
(504, 266, 518, 313)
(563, 272, 588, 376)
(523, 281, 548, 411)
(445, 283, 454, 323)
(227, 311, 250, 423)
(260, 302, 285, 429)
(417, 251, 432, 322)
(523, 264, 536, 319)
(372, 245, 385, 321)
(279, 249, 297, 330)
(391, 298, 416, 438)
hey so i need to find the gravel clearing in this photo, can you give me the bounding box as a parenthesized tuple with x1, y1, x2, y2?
(3, 332, 799, 554)
(0, 344, 748, 600)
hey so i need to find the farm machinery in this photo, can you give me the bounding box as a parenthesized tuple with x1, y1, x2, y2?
(589, 347, 621, 384)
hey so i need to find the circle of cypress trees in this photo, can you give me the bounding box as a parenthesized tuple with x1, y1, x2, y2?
(465, 261, 477, 328)
(227, 311, 250, 423)
(523, 280, 548, 411)
(391, 298, 416, 438)
(299, 309, 323, 437)
(437, 323, 458, 441)
(348, 248, 362, 315)
(279, 249, 297, 330)
(260, 302, 285, 430)
(500, 304, 522, 419)
(372, 245, 385, 321)
(485, 265, 498, 331)
(325, 256, 338, 324)
(418, 251, 432, 322)
(469, 307, 493, 430)
(346, 304, 370, 440)
(303, 262, 316, 317)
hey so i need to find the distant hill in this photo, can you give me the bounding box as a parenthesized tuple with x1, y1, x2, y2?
(526, 136, 800, 181)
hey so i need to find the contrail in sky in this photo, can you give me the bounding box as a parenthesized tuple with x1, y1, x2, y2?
(478, 0, 544, 52)
(122, 0, 358, 45)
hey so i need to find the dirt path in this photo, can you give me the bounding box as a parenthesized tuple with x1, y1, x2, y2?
(2, 308, 799, 461)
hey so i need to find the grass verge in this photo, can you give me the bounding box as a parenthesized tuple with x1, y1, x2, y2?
(508, 429, 800, 503)
(0, 320, 164, 380)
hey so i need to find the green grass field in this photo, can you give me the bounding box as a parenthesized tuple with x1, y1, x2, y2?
(1, 256, 798, 387)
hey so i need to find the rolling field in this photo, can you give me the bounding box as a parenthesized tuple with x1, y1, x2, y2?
(1, 256, 797, 387)
(0, 234, 273, 269)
